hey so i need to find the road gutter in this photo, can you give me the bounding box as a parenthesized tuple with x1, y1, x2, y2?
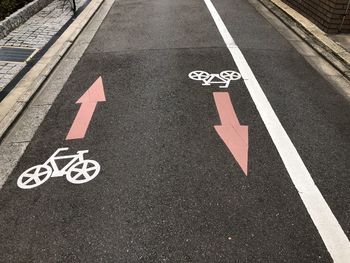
(0, 0, 105, 141)
(257, 0, 350, 81)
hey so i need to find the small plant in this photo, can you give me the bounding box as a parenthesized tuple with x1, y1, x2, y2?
(0, 0, 33, 21)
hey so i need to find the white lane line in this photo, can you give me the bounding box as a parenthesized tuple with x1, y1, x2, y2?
(203, 0, 350, 261)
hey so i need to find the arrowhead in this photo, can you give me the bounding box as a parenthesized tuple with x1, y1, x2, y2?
(76, 76, 106, 103)
(214, 125, 249, 175)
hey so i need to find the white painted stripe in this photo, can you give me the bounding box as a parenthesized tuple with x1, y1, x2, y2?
(203, 0, 350, 261)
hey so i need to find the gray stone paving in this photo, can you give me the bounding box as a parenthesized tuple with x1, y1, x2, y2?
(0, 62, 23, 89)
(0, 0, 86, 92)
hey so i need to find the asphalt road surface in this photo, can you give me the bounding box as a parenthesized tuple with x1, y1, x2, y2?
(1, 0, 350, 262)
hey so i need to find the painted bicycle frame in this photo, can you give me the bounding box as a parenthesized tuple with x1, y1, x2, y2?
(45, 147, 88, 177)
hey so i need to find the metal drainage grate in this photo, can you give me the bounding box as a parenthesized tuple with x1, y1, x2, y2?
(0, 46, 37, 63)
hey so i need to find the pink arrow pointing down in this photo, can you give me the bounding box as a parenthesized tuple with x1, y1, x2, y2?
(66, 76, 106, 140)
(213, 92, 249, 175)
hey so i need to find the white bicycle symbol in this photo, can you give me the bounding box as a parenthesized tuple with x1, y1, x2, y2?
(189, 70, 241, 88)
(17, 148, 100, 189)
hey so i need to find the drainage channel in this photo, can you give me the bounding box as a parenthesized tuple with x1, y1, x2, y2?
(0, 47, 38, 63)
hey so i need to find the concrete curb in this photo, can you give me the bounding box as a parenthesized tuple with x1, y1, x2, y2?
(258, 0, 350, 80)
(0, 0, 54, 39)
(0, 0, 104, 140)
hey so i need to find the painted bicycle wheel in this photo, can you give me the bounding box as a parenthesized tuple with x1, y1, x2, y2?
(17, 165, 52, 189)
(66, 160, 100, 184)
(188, 71, 210, 81)
(220, 70, 241, 81)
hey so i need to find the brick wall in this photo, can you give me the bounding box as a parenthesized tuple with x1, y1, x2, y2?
(283, 0, 350, 33)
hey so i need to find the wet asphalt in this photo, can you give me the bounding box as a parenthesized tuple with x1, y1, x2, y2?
(0, 0, 349, 262)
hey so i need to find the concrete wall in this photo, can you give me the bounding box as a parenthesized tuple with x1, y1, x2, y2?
(283, 0, 350, 33)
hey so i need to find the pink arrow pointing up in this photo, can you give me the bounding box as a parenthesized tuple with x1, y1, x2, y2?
(66, 76, 106, 140)
(213, 92, 249, 175)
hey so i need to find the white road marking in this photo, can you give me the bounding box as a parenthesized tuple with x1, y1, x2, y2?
(188, 70, 241, 88)
(17, 148, 100, 189)
(203, 0, 350, 261)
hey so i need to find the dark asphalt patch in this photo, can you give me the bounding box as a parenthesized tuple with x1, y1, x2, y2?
(1, 0, 349, 261)
(0, 48, 331, 262)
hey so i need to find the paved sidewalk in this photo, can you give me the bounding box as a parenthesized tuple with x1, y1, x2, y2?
(258, 0, 350, 81)
(0, 0, 87, 93)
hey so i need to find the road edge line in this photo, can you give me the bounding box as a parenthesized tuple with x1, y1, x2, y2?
(0, 0, 105, 141)
(203, 0, 350, 261)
